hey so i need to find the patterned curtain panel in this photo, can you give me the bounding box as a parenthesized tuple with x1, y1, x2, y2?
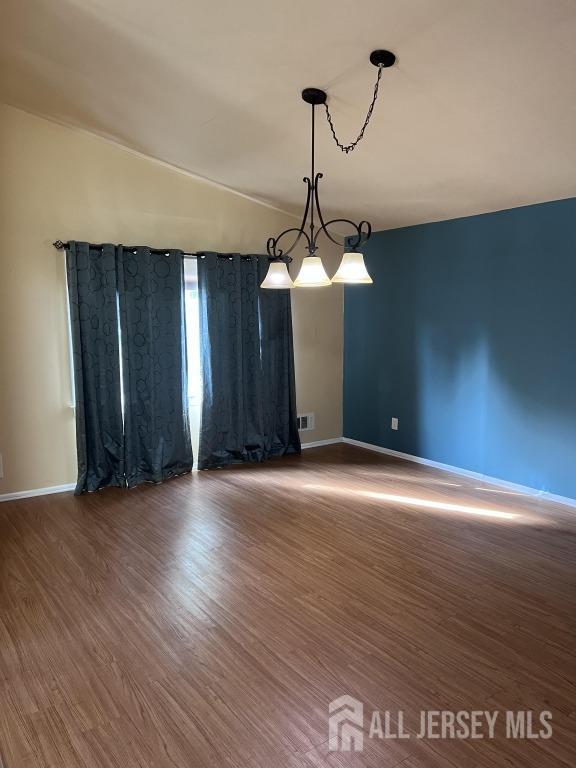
(258, 260, 301, 459)
(117, 247, 193, 486)
(66, 242, 124, 494)
(197, 253, 300, 469)
(66, 243, 193, 493)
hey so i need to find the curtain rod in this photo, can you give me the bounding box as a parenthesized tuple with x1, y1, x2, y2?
(52, 241, 291, 262)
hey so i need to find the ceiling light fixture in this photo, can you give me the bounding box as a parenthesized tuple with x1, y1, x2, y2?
(261, 49, 396, 289)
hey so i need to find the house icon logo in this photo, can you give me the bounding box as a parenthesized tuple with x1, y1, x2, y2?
(328, 695, 364, 751)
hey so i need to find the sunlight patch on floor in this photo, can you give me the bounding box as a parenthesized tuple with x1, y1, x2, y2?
(360, 490, 518, 519)
(474, 486, 526, 497)
(358, 470, 462, 487)
(304, 483, 519, 520)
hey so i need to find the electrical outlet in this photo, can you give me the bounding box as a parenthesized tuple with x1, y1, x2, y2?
(391, 417, 399, 431)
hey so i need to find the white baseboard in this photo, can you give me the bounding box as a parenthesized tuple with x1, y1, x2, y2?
(0, 483, 75, 503)
(301, 437, 343, 449)
(7, 437, 572, 511)
(342, 437, 576, 510)
(0, 443, 345, 501)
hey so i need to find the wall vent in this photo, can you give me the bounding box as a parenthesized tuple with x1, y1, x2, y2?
(297, 413, 315, 431)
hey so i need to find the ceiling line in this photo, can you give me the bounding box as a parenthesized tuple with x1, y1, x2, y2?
(2, 100, 304, 223)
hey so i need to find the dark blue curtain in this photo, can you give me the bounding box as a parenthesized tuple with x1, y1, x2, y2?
(117, 247, 193, 486)
(66, 242, 124, 494)
(197, 253, 300, 469)
(66, 242, 193, 493)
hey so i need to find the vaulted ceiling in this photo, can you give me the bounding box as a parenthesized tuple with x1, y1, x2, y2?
(2, 0, 576, 229)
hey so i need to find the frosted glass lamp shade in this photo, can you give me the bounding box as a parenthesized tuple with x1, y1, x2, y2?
(332, 251, 373, 284)
(260, 260, 294, 289)
(294, 256, 332, 287)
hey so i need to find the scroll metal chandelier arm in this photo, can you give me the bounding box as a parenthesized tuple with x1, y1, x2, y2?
(266, 176, 313, 259)
(311, 172, 372, 251)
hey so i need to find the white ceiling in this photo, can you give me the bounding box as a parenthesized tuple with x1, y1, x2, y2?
(2, 0, 576, 230)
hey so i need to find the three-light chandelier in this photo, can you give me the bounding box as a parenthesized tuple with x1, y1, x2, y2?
(261, 49, 396, 289)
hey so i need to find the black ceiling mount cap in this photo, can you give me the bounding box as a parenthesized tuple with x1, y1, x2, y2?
(370, 49, 396, 68)
(302, 88, 327, 105)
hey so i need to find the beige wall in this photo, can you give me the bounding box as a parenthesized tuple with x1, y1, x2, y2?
(0, 103, 343, 494)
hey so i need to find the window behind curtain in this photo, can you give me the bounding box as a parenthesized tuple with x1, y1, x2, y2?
(184, 258, 202, 462)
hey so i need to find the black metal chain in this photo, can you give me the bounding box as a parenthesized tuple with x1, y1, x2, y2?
(323, 64, 384, 153)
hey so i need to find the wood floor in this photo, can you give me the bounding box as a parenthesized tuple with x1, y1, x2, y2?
(1, 444, 575, 767)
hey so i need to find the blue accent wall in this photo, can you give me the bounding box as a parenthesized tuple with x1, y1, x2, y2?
(344, 197, 576, 499)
